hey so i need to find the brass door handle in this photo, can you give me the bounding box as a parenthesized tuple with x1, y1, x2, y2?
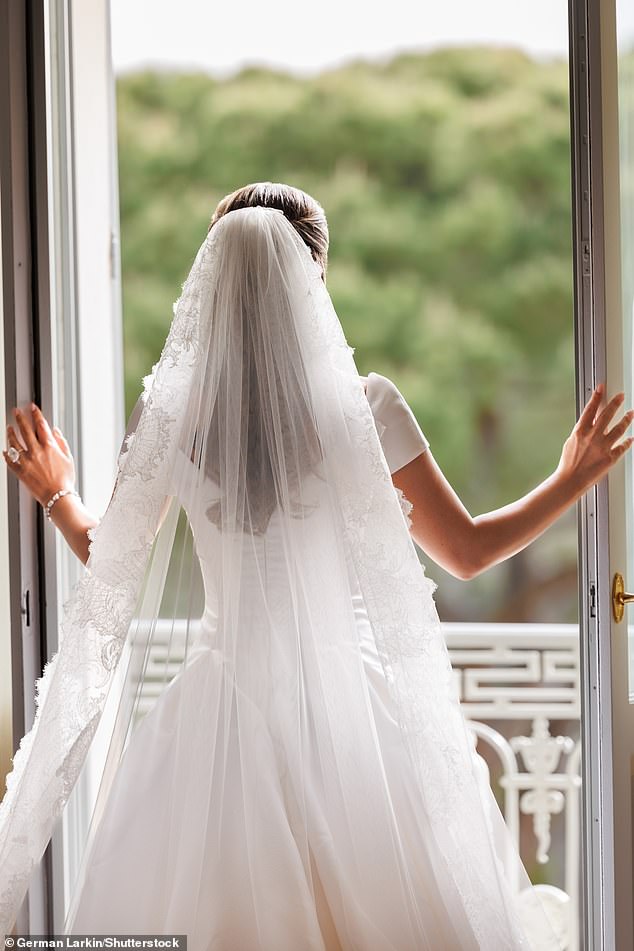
(612, 572, 634, 623)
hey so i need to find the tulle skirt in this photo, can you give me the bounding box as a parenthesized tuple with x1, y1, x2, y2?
(65, 596, 494, 950)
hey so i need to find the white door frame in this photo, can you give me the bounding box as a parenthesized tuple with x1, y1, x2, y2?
(570, 0, 632, 947)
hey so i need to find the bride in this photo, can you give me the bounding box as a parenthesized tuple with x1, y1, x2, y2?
(1, 182, 632, 949)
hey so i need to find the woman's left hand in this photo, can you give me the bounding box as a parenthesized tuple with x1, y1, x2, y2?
(3, 404, 76, 507)
(393, 381, 634, 580)
(556, 383, 634, 493)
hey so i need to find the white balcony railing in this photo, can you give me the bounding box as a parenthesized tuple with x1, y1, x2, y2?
(444, 622, 580, 950)
(131, 620, 581, 948)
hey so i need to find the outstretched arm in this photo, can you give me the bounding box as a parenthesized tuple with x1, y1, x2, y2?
(3, 404, 98, 564)
(393, 384, 634, 580)
(3, 399, 171, 566)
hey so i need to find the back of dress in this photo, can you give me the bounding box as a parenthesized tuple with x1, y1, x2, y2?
(165, 370, 430, 660)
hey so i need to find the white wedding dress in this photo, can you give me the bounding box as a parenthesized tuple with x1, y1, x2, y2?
(1, 208, 558, 949)
(63, 372, 499, 949)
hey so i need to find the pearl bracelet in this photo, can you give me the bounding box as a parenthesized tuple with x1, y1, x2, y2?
(44, 488, 80, 521)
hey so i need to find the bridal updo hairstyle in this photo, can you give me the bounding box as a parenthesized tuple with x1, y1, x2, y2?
(209, 182, 329, 277)
(203, 182, 327, 534)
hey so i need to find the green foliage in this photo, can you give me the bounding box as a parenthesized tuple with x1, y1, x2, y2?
(116, 48, 577, 620)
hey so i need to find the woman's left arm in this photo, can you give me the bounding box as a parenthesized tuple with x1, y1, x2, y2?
(393, 384, 634, 580)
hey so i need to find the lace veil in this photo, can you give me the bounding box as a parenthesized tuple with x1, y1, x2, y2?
(0, 207, 559, 947)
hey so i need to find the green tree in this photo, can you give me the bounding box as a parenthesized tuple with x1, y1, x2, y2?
(116, 48, 577, 621)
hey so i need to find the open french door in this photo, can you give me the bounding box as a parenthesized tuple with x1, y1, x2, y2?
(570, 0, 634, 948)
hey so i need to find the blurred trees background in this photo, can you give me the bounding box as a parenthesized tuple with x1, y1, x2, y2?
(116, 47, 577, 622)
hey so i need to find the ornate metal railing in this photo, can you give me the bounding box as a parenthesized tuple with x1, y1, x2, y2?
(444, 622, 580, 950)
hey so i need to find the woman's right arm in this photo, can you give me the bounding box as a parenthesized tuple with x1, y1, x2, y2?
(3, 396, 171, 566)
(46, 492, 100, 565)
(3, 404, 99, 565)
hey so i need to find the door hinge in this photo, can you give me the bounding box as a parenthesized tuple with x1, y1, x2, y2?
(589, 582, 596, 618)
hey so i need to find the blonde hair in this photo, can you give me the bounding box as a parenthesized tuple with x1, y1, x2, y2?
(209, 182, 329, 276)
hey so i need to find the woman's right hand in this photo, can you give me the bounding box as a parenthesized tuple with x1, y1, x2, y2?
(3, 403, 76, 507)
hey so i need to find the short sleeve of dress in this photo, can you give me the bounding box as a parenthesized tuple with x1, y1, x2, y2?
(365, 371, 430, 475)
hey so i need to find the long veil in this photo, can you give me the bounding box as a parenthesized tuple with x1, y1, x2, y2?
(0, 207, 559, 948)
